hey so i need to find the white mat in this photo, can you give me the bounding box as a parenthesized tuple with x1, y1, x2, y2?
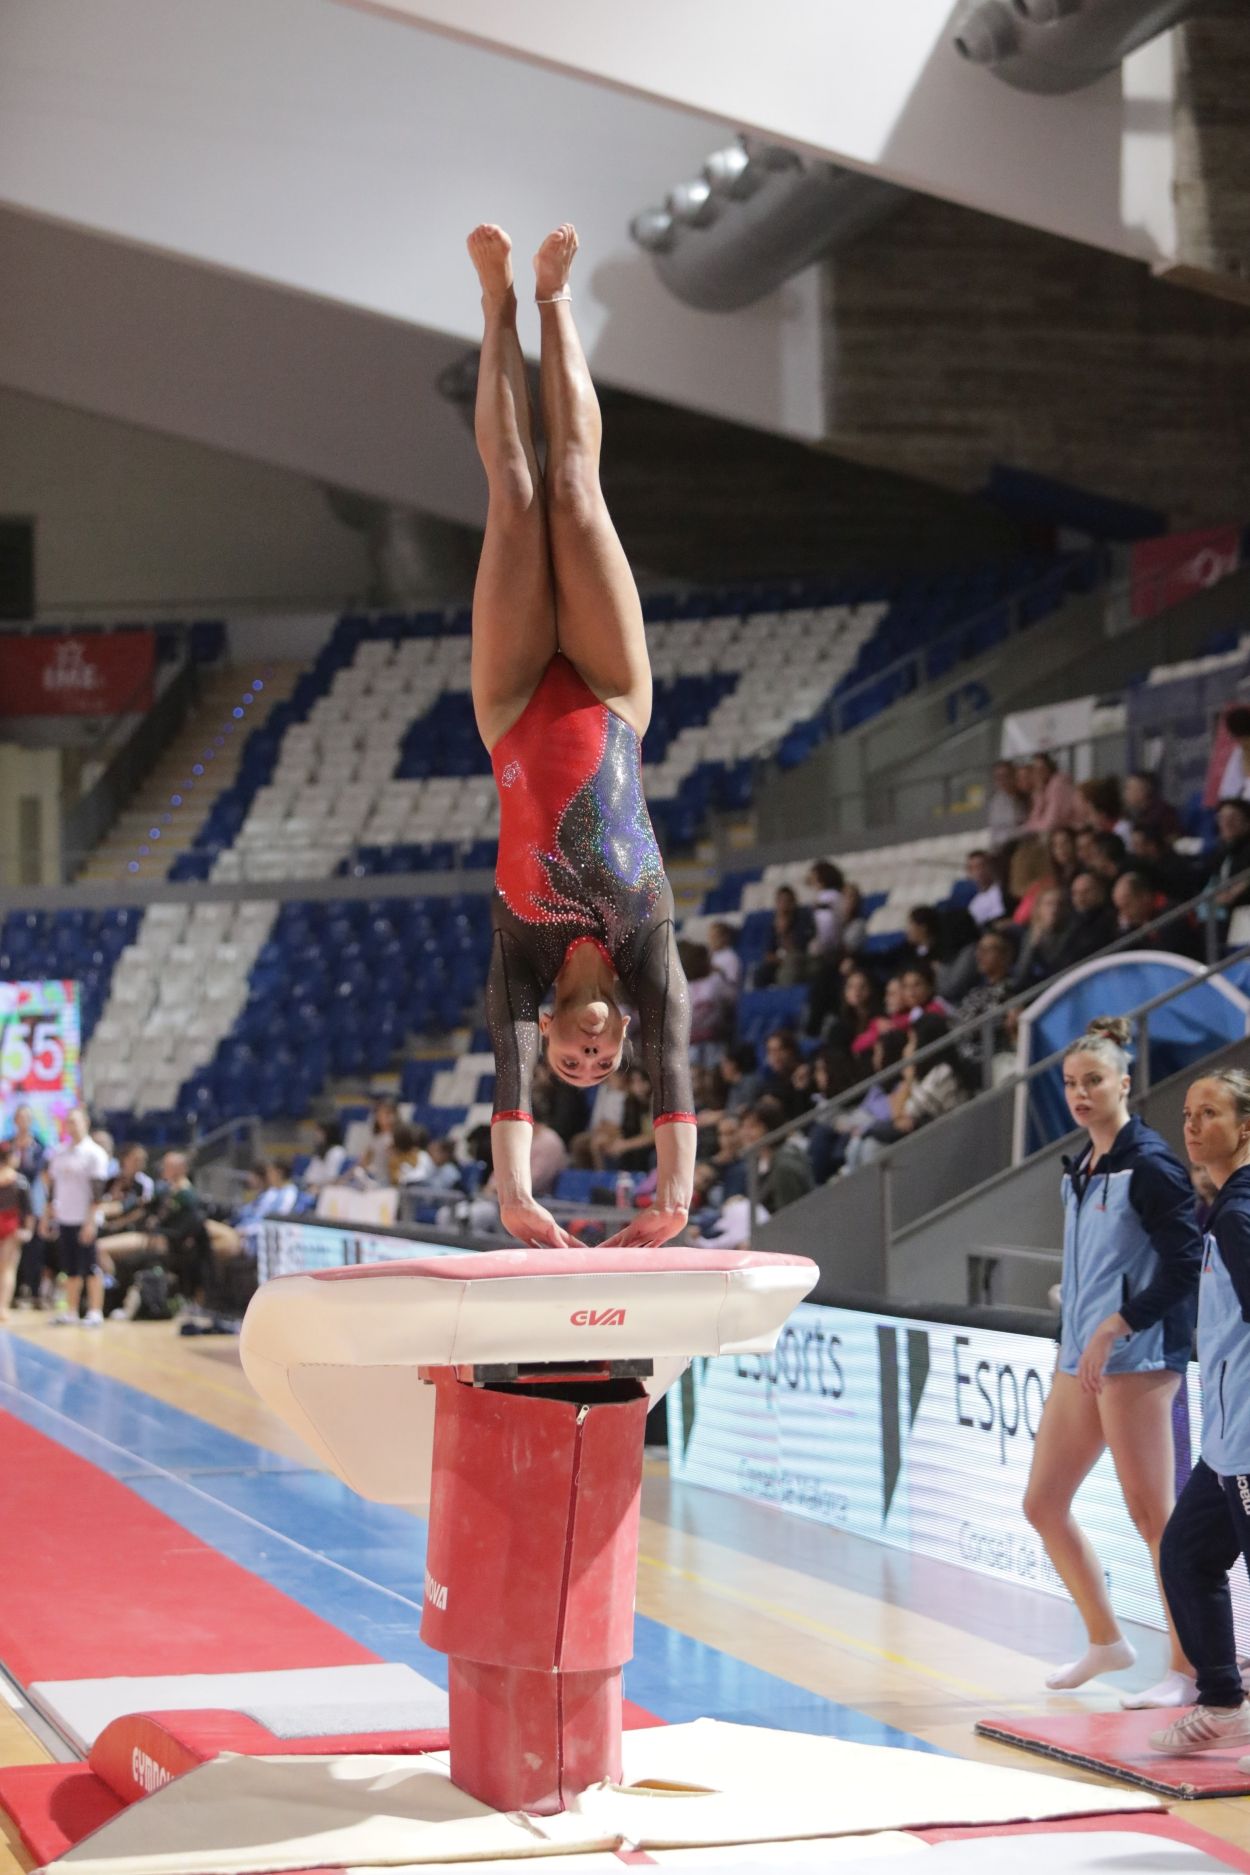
(796, 1833, 1233, 1874)
(44, 1721, 1162, 1875)
(31, 1663, 446, 1752)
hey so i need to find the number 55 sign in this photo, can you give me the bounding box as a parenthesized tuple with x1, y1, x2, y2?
(0, 981, 82, 1118)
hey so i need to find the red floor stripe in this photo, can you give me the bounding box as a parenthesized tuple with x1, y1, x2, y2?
(0, 1408, 377, 1684)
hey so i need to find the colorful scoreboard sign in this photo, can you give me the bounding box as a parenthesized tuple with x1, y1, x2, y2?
(0, 980, 83, 1132)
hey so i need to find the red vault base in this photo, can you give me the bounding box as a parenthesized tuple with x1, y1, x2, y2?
(419, 1366, 649, 1813)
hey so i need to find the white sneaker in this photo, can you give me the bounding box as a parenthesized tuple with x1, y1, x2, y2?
(82, 1310, 104, 1328)
(1150, 1703, 1250, 1755)
(48, 1311, 73, 1327)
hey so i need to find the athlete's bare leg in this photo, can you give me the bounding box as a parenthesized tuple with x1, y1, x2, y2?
(1101, 1371, 1193, 1676)
(466, 225, 558, 751)
(534, 225, 652, 739)
(1023, 1374, 1121, 1644)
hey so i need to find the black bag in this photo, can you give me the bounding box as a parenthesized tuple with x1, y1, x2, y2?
(135, 1267, 173, 1321)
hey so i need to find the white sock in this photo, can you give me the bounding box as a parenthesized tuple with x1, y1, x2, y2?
(1046, 1638, 1136, 1690)
(1120, 1669, 1198, 1709)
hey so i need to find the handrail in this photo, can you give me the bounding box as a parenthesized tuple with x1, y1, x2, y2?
(741, 858, 1250, 1216)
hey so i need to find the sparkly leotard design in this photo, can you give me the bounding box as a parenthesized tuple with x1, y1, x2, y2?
(487, 654, 693, 1126)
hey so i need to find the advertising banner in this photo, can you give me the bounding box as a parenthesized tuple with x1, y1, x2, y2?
(1, 631, 155, 716)
(669, 1300, 1250, 1643)
(259, 1219, 462, 1281)
(0, 980, 82, 1135)
(1130, 525, 1242, 623)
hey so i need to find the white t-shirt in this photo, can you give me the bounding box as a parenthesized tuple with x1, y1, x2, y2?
(968, 883, 1006, 926)
(48, 1138, 111, 1226)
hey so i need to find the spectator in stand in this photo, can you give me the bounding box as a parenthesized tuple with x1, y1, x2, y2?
(1203, 799, 1250, 942)
(425, 1138, 466, 1194)
(719, 1042, 764, 1115)
(707, 921, 743, 999)
(761, 1029, 810, 1120)
(805, 861, 846, 956)
(1123, 771, 1181, 844)
(1007, 836, 1054, 931)
(1113, 872, 1168, 948)
(892, 904, 980, 1003)
(1130, 823, 1202, 905)
(851, 976, 908, 1060)
(359, 1096, 397, 1183)
(710, 1113, 749, 1200)
(738, 1096, 814, 1215)
(811, 964, 881, 1051)
(1077, 777, 1130, 840)
(965, 849, 1011, 927)
(0, 1140, 34, 1324)
(1054, 870, 1119, 970)
(1013, 885, 1072, 991)
(588, 1064, 628, 1132)
(987, 759, 1029, 850)
(1024, 753, 1080, 836)
(953, 931, 1017, 1076)
(528, 1120, 568, 1197)
(844, 1014, 972, 1168)
(1047, 826, 1079, 891)
(899, 962, 951, 1022)
(680, 940, 733, 1067)
(1085, 830, 1128, 885)
(838, 883, 868, 956)
(46, 1107, 111, 1327)
(530, 1059, 589, 1145)
(604, 1066, 656, 1173)
(303, 1120, 347, 1190)
(755, 886, 816, 989)
(1216, 705, 1250, 802)
(389, 1123, 434, 1186)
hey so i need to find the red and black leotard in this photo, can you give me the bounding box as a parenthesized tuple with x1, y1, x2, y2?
(486, 654, 693, 1129)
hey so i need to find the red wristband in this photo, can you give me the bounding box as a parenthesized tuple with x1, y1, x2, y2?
(492, 1111, 534, 1125)
(654, 1111, 697, 1129)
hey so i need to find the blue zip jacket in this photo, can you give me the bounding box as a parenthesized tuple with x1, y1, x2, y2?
(1059, 1114, 1201, 1377)
(1197, 1163, 1250, 1475)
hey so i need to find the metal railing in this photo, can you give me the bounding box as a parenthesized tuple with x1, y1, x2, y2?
(743, 860, 1250, 1234)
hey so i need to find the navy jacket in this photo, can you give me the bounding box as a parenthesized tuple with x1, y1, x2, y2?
(1198, 1163, 1250, 1475)
(1059, 1115, 1202, 1376)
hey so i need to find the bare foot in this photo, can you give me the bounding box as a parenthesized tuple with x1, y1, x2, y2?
(534, 223, 579, 301)
(467, 224, 514, 307)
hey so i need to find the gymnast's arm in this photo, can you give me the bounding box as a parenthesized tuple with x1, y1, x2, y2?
(603, 918, 697, 1250)
(486, 925, 585, 1249)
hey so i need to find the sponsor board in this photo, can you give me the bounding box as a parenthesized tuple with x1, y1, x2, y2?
(0, 979, 82, 1133)
(670, 1301, 1250, 1640)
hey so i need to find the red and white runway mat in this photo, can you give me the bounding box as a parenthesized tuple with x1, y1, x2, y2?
(33, 1720, 1160, 1874)
(976, 1709, 1250, 1799)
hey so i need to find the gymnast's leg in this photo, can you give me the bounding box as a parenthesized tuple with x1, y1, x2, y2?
(533, 225, 652, 740)
(466, 224, 558, 751)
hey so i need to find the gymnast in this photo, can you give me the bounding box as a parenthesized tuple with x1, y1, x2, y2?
(466, 222, 695, 1251)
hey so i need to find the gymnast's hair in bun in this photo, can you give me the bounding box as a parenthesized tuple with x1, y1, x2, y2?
(1064, 1013, 1132, 1073)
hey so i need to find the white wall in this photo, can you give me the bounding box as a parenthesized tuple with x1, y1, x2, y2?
(0, 745, 62, 886)
(0, 0, 825, 446)
(0, 386, 370, 616)
(350, 0, 1179, 262)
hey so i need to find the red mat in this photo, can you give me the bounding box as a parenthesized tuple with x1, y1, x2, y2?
(921, 1811, 1250, 1871)
(0, 1764, 124, 1870)
(977, 1708, 1250, 1799)
(0, 1410, 376, 1685)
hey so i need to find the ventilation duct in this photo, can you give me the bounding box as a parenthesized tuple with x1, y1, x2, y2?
(630, 136, 906, 313)
(953, 0, 1220, 93)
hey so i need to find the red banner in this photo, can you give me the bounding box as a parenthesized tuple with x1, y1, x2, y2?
(1, 631, 155, 716)
(1131, 525, 1242, 622)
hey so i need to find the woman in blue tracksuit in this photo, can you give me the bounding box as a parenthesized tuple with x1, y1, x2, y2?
(1022, 1016, 1202, 1704)
(1150, 1069, 1250, 1759)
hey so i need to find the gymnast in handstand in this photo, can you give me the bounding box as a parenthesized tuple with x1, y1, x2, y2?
(467, 222, 695, 1251)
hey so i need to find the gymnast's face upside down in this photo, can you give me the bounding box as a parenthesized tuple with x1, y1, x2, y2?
(540, 997, 631, 1087)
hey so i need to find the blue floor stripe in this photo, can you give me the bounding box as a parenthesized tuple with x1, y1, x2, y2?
(0, 1332, 935, 1751)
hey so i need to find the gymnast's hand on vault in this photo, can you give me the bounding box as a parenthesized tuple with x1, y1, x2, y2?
(498, 1197, 586, 1250)
(600, 1203, 690, 1251)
